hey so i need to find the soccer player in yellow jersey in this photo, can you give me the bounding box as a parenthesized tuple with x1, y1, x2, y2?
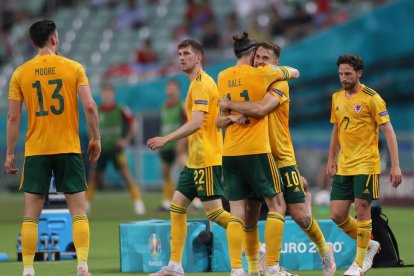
(147, 39, 230, 276)
(217, 32, 299, 276)
(219, 41, 336, 276)
(327, 54, 402, 275)
(4, 20, 100, 276)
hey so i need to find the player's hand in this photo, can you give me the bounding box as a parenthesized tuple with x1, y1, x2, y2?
(116, 138, 128, 149)
(219, 96, 231, 112)
(389, 166, 402, 188)
(326, 158, 337, 178)
(4, 153, 18, 174)
(229, 114, 246, 125)
(88, 139, 101, 163)
(147, 137, 167, 150)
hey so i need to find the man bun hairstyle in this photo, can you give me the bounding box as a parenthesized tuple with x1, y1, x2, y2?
(337, 54, 364, 71)
(29, 19, 57, 48)
(233, 32, 257, 58)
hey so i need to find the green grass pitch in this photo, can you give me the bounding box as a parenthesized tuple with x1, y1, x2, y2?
(1, 191, 414, 275)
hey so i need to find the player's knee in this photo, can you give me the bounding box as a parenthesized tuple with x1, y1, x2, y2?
(331, 212, 347, 225)
(292, 213, 311, 229)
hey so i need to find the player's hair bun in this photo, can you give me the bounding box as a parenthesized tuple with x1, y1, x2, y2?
(233, 32, 257, 55)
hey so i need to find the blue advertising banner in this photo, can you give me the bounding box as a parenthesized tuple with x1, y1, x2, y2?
(119, 219, 355, 272)
(211, 219, 356, 271)
(119, 220, 209, 272)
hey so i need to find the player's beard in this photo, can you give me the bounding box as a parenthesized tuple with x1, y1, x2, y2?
(180, 62, 195, 73)
(342, 81, 357, 91)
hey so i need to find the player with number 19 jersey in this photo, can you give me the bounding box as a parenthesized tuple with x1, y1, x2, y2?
(8, 54, 89, 156)
(218, 64, 290, 156)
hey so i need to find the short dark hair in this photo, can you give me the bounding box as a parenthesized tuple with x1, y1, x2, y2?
(177, 39, 204, 56)
(336, 54, 364, 71)
(257, 41, 281, 58)
(233, 32, 257, 58)
(29, 19, 57, 48)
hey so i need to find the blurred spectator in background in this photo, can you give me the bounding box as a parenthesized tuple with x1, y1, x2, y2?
(135, 39, 159, 65)
(286, 4, 314, 42)
(220, 11, 241, 58)
(1, 2, 16, 60)
(134, 38, 160, 77)
(86, 84, 145, 215)
(113, 0, 146, 30)
(247, 19, 272, 44)
(158, 79, 187, 211)
(269, 7, 287, 43)
(201, 19, 220, 49)
(185, 0, 214, 35)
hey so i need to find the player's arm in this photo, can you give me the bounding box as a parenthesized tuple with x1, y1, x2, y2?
(125, 116, 137, 143)
(118, 107, 137, 148)
(285, 66, 300, 79)
(147, 111, 204, 150)
(271, 66, 300, 80)
(4, 99, 22, 174)
(220, 93, 279, 119)
(326, 124, 339, 177)
(216, 112, 247, 128)
(380, 122, 402, 187)
(216, 112, 232, 128)
(78, 85, 101, 162)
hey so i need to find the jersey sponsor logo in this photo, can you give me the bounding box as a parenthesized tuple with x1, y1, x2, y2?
(195, 100, 208, 105)
(363, 188, 370, 194)
(379, 111, 389, 117)
(197, 185, 203, 191)
(336, 106, 339, 111)
(148, 233, 162, 257)
(354, 103, 363, 113)
(271, 88, 283, 97)
(294, 187, 300, 192)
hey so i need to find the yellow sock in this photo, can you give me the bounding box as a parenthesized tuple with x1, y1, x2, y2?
(170, 203, 187, 263)
(163, 180, 175, 201)
(128, 181, 141, 200)
(244, 225, 259, 273)
(85, 182, 96, 202)
(265, 212, 285, 266)
(227, 216, 244, 269)
(355, 219, 372, 267)
(206, 207, 231, 228)
(73, 214, 90, 264)
(302, 217, 329, 256)
(337, 216, 358, 240)
(21, 217, 38, 269)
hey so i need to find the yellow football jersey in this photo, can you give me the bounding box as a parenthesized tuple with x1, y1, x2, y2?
(330, 84, 390, 175)
(268, 81, 297, 167)
(185, 70, 222, 168)
(218, 64, 291, 156)
(8, 54, 89, 156)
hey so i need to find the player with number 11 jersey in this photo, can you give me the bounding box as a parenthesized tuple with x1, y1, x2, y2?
(218, 64, 291, 156)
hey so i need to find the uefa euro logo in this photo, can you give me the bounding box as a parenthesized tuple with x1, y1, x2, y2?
(148, 233, 161, 257)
